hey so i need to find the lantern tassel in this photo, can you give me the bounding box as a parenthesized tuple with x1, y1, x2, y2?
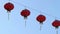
(40, 23, 43, 30)
(7, 11, 10, 20)
(56, 28, 58, 34)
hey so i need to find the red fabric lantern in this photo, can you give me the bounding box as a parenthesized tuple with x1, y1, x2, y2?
(52, 20, 60, 28)
(36, 14, 46, 24)
(21, 9, 30, 19)
(4, 2, 14, 12)
(36, 14, 46, 30)
(21, 9, 30, 27)
(52, 20, 60, 34)
(4, 2, 14, 20)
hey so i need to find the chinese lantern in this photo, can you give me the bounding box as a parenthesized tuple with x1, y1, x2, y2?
(36, 14, 46, 30)
(21, 9, 30, 27)
(4, 2, 14, 20)
(52, 20, 60, 34)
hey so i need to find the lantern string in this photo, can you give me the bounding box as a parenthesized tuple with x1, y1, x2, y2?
(9, 0, 11, 1)
(11, 0, 60, 19)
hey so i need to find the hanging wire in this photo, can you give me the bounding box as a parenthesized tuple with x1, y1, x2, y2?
(8, 0, 10, 1)
(8, 0, 10, 2)
(11, 0, 60, 20)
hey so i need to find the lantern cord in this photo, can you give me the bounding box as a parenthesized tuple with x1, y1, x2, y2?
(9, 0, 10, 1)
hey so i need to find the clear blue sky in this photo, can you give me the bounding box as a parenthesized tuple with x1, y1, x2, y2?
(0, 0, 60, 34)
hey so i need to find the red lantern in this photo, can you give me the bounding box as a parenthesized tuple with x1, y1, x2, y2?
(36, 14, 46, 30)
(52, 20, 60, 28)
(4, 2, 14, 20)
(4, 2, 14, 12)
(21, 9, 30, 27)
(52, 20, 60, 34)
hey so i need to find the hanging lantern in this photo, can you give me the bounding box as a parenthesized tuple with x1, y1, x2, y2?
(52, 20, 60, 28)
(36, 14, 46, 30)
(52, 20, 60, 34)
(21, 9, 30, 27)
(4, 2, 14, 20)
(4, 2, 14, 12)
